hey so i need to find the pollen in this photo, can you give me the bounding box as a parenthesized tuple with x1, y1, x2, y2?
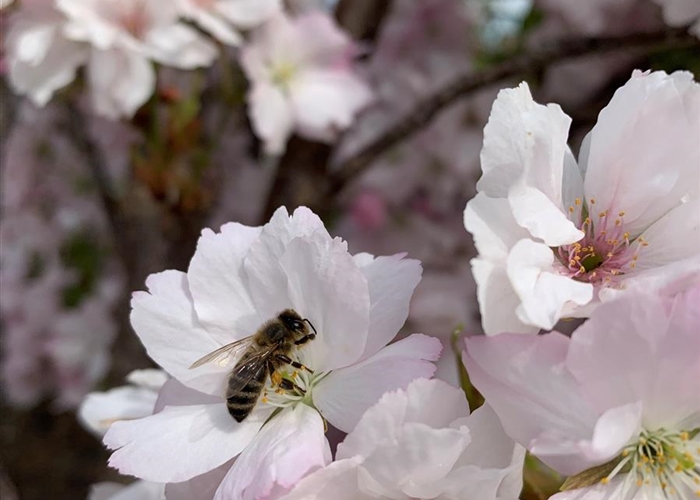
(601, 428, 700, 498)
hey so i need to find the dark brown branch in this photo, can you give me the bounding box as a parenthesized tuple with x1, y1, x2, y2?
(329, 27, 700, 195)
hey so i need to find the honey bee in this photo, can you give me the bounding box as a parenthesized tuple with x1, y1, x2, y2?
(189, 309, 317, 422)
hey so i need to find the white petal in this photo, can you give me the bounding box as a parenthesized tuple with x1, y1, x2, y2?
(477, 82, 572, 210)
(508, 185, 584, 246)
(630, 198, 700, 272)
(279, 233, 370, 371)
(90, 481, 165, 500)
(214, 404, 329, 500)
(471, 259, 539, 335)
(129, 270, 228, 396)
(549, 476, 635, 500)
(104, 403, 272, 482)
(165, 462, 231, 500)
(247, 82, 294, 155)
(356, 254, 422, 360)
(88, 48, 155, 120)
(338, 378, 469, 461)
(125, 369, 169, 391)
(79, 386, 158, 437)
(507, 239, 593, 330)
(8, 30, 88, 107)
(277, 458, 367, 500)
(153, 378, 221, 413)
(464, 193, 530, 260)
(314, 334, 441, 433)
(359, 422, 470, 497)
(289, 69, 372, 140)
(176, 1, 243, 46)
(215, 0, 281, 29)
(582, 70, 700, 236)
(463, 333, 600, 476)
(187, 223, 263, 342)
(449, 404, 525, 498)
(145, 23, 218, 69)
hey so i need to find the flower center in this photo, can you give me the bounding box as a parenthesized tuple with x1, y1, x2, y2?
(260, 366, 325, 411)
(556, 198, 648, 284)
(271, 61, 298, 88)
(602, 428, 700, 497)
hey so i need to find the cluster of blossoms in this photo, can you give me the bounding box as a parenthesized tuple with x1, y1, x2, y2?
(0, 104, 125, 409)
(78, 68, 700, 500)
(2, 0, 371, 154)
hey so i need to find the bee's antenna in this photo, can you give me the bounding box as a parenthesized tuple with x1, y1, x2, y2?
(303, 319, 318, 336)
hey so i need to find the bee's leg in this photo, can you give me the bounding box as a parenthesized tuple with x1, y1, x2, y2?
(268, 361, 283, 387)
(278, 378, 306, 395)
(294, 333, 316, 346)
(275, 354, 314, 374)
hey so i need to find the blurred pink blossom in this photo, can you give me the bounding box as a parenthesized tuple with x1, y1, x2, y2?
(240, 11, 372, 154)
(175, 0, 280, 45)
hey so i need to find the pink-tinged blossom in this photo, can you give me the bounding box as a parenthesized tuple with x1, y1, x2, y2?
(240, 12, 372, 155)
(175, 0, 280, 45)
(5, 0, 89, 106)
(55, 0, 217, 119)
(104, 207, 441, 499)
(278, 378, 524, 500)
(463, 282, 700, 499)
(464, 70, 700, 335)
(80, 370, 168, 500)
(654, 0, 700, 37)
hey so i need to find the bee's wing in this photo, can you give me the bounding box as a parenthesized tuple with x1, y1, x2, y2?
(188, 336, 255, 369)
(225, 343, 279, 395)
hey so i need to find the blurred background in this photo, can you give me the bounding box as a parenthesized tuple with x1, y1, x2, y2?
(0, 0, 698, 498)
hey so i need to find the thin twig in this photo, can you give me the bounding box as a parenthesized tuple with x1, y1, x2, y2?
(329, 27, 700, 194)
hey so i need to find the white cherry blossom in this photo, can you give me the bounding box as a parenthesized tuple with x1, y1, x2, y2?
(654, 0, 700, 37)
(103, 207, 441, 499)
(5, 0, 89, 107)
(55, 0, 217, 119)
(240, 11, 373, 154)
(279, 378, 525, 500)
(464, 70, 700, 335)
(175, 0, 280, 45)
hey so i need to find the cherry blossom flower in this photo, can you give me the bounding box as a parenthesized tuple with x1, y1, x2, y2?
(654, 0, 700, 37)
(463, 281, 700, 499)
(55, 0, 217, 119)
(240, 12, 372, 154)
(103, 207, 441, 499)
(464, 70, 700, 335)
(175, 0, 280, 45)
(5, 0, 89, 106)
(278, 378, 524, 500)
(80, 370, 168, 500)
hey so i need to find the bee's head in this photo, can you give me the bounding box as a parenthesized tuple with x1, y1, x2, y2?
(278, 309, 308, 335)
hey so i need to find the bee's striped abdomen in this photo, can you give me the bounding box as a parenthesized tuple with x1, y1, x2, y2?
(226, 367, 267, 422)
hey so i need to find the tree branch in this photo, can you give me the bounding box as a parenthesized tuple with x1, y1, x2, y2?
(329, 27, 700, 194)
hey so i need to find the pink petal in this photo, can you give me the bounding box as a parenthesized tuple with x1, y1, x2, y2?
(582, 70, 700, 236)
(129, 270, 227, 396)
(277, 458, 366, 500)
(214, 404, 329, 500)
(314, 334, 441, 433)
(104, 403, 271, 482)
(463, 333, 599, 475)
